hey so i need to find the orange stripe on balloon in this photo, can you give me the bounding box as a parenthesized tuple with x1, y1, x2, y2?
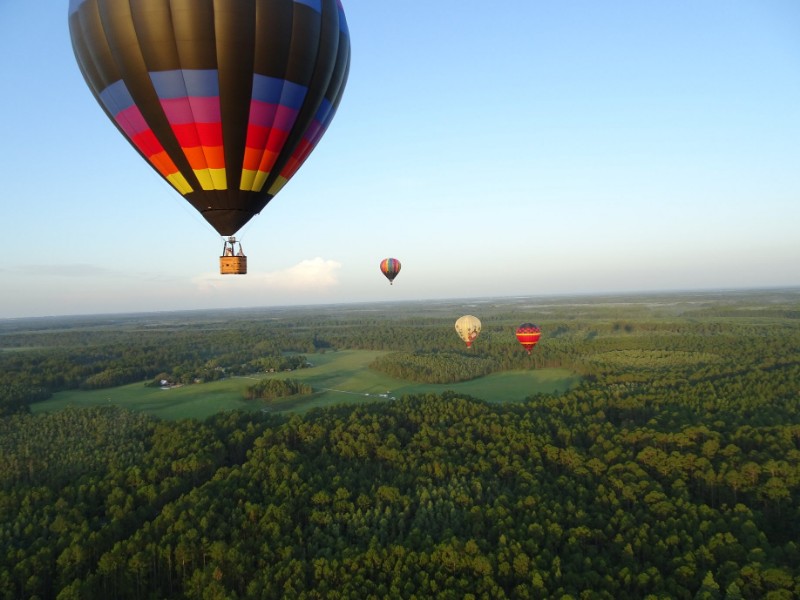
(148, 151, 175, 177)
(202, 146, 225, 170)
(182, 146, 208, 170)
(242, 147, 263, 172)
(257, 149, 279, 174)
(180, 146, 225, 171)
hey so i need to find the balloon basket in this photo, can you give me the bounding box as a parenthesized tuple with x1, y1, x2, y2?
(220, 237, 247, 274)
(220, 256, 247, 275)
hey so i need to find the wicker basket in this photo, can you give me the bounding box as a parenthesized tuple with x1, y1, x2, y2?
(220, 255, 247, 275)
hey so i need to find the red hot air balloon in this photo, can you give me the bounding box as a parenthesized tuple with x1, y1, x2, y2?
(515, 323, 542, 354)
(69, 0, 350, 274)
(380, 258, 401, 285)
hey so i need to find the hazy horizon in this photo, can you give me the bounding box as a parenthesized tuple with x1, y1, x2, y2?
(2, 285, 798, 322)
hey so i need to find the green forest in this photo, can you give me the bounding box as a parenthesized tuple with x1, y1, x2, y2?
(1, 290, 799, 599)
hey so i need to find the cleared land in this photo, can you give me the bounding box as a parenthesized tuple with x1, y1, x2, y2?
(32, 349, 578, 420)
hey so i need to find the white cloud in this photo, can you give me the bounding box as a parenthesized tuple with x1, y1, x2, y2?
(261, 257, 342, 290)
(192, 257, 342, 293)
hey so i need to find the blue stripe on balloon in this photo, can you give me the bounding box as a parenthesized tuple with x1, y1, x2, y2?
(251, 75, 285, 105)
(252, 75, 306, 110)
(99, 80, 136, 115)
(68, 0, 86, 16)
(295, 0, 322, 12)
(151, 70, 219, 100)
(314, 98, 333, 122)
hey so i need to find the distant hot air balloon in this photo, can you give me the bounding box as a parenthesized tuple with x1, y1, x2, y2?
(455, 315, 482, 348)
(515, 323, 542, 354)
(68, 0, 351, 274)
(380, 258, 401, 285)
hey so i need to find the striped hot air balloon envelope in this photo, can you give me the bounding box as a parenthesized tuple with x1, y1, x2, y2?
(68, 0, 350, 244)
(380, 258, 401, 285)
(515, 323, 542, 354)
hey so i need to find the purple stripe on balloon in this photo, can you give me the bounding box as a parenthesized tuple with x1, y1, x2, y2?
(248, 101, 278, 128)
(274, 105, 300, 131)
(303, 119, 323, 143)
(302, 98, 335, 143)
(248, 101, 300, 130)
(188, 97, 221, 122)
(115, 105, 150, 138)
(161, 96, 221, 124)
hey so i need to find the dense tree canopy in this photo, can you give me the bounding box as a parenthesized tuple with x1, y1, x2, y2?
(1, 291, 799, 598)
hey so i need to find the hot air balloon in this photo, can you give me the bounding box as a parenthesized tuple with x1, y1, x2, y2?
(455, 315, 481, 348)
(68, 0, 351, 274)
(379, 258, 401, 285)
(515, 323, 542, 354)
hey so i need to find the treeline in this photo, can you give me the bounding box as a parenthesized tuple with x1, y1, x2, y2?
(244, 378, 312, 401)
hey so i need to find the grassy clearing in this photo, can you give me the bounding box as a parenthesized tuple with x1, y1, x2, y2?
(33, 350, 579, 419)
(31, 378, 261, 421)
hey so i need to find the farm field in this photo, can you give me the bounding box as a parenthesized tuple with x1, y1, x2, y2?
(32, 349, 579, 419)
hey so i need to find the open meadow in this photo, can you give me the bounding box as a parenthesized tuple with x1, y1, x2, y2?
(32, 349, 579, 419)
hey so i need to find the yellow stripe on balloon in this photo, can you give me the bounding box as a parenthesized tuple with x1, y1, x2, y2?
(194, 170, 214, 190)
(240, 169, 271, 192)
(254, 170, 271, 192)
(193, 168, 227, 190)
(240, 169, 257, 191)
(267, 176, 288, 195)
(209, 168, 226, 189)
(166, 172, 193, 194)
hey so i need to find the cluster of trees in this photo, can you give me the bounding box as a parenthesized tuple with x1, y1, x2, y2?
(244, 354, 309, 374)
(369, 351, 497, 383)
(0, 380, 48, 417)
(244, 378, 312, 401)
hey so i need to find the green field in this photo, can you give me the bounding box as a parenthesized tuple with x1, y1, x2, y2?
(32, 349, 578, 420)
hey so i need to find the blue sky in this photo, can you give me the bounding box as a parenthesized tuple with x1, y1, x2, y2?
(1, 1, 799, 318)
